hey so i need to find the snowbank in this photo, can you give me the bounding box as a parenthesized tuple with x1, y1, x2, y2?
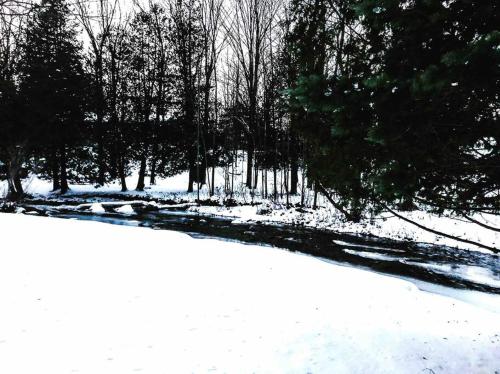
(0, 213, 498, 373)
(191, 204, 500, 254)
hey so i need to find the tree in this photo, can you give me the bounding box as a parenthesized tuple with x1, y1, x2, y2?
(286, 0, 327, 195)
(0, 0, 29, 199)
(75, 0, 119, 186)
(200, 0, 225, 195)
(225, 0, 280, 189)
(347, 0, 500, 212)
(19, 0, 86, 194)
(289, 0, 500, 219)
(168, 0, 204, 192)
(106, 19, 133, 191)
(127, 6, 165, 191)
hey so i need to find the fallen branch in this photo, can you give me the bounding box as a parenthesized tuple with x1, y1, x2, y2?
(377, 200, 499, 254)
(316, 182, 356, 221)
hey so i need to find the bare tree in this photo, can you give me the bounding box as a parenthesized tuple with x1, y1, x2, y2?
(200, 0, 225, 195)
(166, 0, 204, 193)
(106, 11, 131, 191)
(144, 0, 170, 186)
(0, 0, 33, 16)
(224, 0, 281, 189)
(74, 0, 119, 186)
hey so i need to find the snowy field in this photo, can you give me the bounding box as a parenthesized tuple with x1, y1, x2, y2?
(0, 213, 499, 374)
(2, 170, 500, 253)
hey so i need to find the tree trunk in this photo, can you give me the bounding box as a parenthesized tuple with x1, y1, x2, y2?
(210, 166, 215, 196)
(313, 184, 318, 210)
(119, 157, 128, 192)
(285, 169, 290, 206)
(51, 147, 60, 192)
(13, 174, 23, 198)
(150, 141, 158, 186)
(97, 125, 105, 186)
(6, 146, 25, 201)
(273, 164, 277, 201)
(136, 152, 147, 191)
(108, 144, 118, 180)
(7, 144, 27, 201)
(246, 146, 253, 188)
(253, 164, 258, 190)
(96, 56, 106, 186)
(197, 152, 207, 185)
(188, 169, 195, 193)
(60, 144, 69, 194)
(187, 146, 196, 193)
(290, 157, 299, 195)
(301, 171, 306, 206)
(7, 167, 23, 200)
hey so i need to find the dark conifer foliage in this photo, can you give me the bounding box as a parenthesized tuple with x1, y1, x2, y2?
(289, 0, 500, 216)
(353, 0, 500, 212)
(19, 0, 86, 194)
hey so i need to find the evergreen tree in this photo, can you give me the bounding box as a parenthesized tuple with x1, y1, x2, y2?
(19, 0, 86, 193)
(353, 0, 500, 211)
(287, 0, 329, 196)
(290, 0, 500, 216)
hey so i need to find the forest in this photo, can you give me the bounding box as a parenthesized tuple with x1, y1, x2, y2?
(0, 0, 499, 226)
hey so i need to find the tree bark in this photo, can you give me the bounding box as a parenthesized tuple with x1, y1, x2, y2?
(150, 142, 158, 185)
(253, 164, 258, 190)
(118, 156, 127, 192)
(210, 165, 215, 196)
(60, 143, 69, 194)
(51, 146, 60, 192)
(290, 159, 299, 195)
(136, 151, 147, 191)
(187, 146, 196, 193)
(96, 125, 105, 186)
(289, 130, 299, 194)
(246, 146, 253, 188)
(95, 53, 106, 186)
(6, 145, 25, 201)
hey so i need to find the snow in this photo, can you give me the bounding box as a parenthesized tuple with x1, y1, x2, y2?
(89, 202, 105, 213)
(0, 213, 499, 374)
(402, 261, 500, 289)
(343, 249, 400, 262)
(3, 170, 500, 253)
(192, 204, 500, 254)
(115, 204, 135, 214)
(333, 240, 405, 253)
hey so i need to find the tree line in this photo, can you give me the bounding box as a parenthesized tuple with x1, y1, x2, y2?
(1, 1, 499, 227)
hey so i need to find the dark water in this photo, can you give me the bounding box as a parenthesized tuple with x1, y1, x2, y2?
(19, 198, 500, 295)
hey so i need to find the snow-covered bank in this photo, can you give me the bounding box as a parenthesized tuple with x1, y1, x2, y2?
(3, 172, 500, 253)
(190, 203, 500, 254)
(0, 214, 499, 373)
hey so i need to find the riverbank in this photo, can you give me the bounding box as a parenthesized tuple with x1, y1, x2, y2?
(2, 172, 500, 253)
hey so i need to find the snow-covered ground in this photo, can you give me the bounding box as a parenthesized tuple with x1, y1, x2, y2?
(0, 213, 499, 373)
(2, 170, 500, 253)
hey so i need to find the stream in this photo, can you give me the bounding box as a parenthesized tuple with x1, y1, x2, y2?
(16, 196, 500, 298)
